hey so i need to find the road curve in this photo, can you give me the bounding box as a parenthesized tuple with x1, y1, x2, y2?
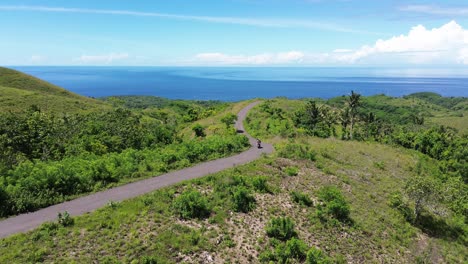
(0, 101, 272, 239)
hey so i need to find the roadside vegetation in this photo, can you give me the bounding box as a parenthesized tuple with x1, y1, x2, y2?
(0, 70, 250, 217)
(2, 136, 466, 262)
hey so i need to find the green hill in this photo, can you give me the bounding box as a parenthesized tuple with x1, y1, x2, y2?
(0, 95, 466, 263)
(0, 67, 109, 113)
(0, 84, 466, 263)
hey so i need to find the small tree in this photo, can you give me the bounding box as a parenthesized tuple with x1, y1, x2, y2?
(192, 124, 206, 137)
(404, 175, 440, 223)
(221, 113, 237, 128)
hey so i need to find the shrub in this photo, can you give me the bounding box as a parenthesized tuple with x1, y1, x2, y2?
(231, 186, 256, 213)
(291, 191, 313, 207)
(306, 247, 329, 264)
(266, 217, 297, 241)
(316, 186, 351, 222)
(261, 238, 309, 263)
(172, 190, 210, 219)
(285, 238, 308, 261)
(258, 250, 276, 263)
(140, 256, 161, 264)
(221, 113, 237, 128)
(251, 176, 269, 193)
(0, 186, 10, 217)
(57, 211, 74, 227)
(388, 192, 414, 222)
(192, 124, 205, 137)
(285, 166, 299, 176)
(279, 143, 317, 161)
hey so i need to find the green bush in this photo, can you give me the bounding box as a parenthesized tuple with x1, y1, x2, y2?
(285, 166, 299, 176)
(258, 249, 276, 263)
(316, 186, 351, 222)
(291, 191, 313, 206)
(388, 191, 413, 221)
(266, 217, 297, 241)
(57, 211, 74, 227)
(140, 256, 161, 264)
(231, 186, 256, 213)
(0, 186, 10, 217)
(221, 113, 237, 128)
(285, 238, 308, 261)
(1, 134, 249, 217)
(172, 190, 210, 219)
(260, 238, 309, 263)
(251, 176, 270, 193)
(192, 124, 205, 137)
(306, 247, 329, 264)
(279, 143, 317, 161)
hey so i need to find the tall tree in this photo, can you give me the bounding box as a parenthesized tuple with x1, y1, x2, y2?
(347, 90, 362, 140)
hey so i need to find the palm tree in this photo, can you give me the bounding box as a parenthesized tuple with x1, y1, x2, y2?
(347, 90, 362, 140)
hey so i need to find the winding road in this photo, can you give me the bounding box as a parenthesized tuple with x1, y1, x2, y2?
(0, 101, 273, 239)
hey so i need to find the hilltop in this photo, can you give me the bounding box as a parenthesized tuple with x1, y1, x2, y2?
(0, 67, 109, 113)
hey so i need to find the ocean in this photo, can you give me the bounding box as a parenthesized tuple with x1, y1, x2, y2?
(11, 67, 468, 101)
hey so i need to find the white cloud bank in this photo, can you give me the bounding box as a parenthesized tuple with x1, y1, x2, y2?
(336, 20, 468, 64)
(400, 5, 468, 16)
(30, 55, 46, 63)
(195, 51, 304, 65)
(75, 53, 129, 64)
(194, 21, 468, 65)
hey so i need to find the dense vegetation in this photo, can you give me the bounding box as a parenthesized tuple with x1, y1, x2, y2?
(3, 135, 466, 262)
(0, 71, 250, 217)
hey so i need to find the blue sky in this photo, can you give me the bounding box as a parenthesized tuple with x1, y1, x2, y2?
(1, 0, 468, 66)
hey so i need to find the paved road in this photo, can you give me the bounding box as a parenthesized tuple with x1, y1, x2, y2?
(0, 101, 273, 239)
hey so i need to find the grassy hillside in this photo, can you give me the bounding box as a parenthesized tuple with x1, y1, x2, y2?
(0, 138, 465, 263)
(0, 88, 466, 263)
(0, 95, 466, 263)
(0, 67, 109, 113)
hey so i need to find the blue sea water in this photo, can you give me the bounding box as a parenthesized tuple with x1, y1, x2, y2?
(11, 67, 468, 101)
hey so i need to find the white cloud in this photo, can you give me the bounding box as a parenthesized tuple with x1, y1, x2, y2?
(30, 55, 46, 63)
(193, 21, 468, 65)
(195, 51, 304, 65)
(75, 53, 129, 64)
(0, 5, 378, 34)
(334, 21, 468, 64)
(333, 49, 353, 53)
(400, 5, 468, 16)
(459, 48, 468, 64)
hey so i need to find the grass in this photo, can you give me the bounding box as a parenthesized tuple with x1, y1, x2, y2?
(0, 67, 109, 113)
(179, 100, 256, 139)
(428, 115, 468, 134)
(1, 138, 466, 263)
